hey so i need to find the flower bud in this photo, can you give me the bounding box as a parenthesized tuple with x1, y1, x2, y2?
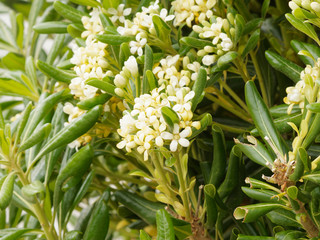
(311, 2, 320, 13)
(289, 1, 300, 10)
(202, 55, 215, 66)
(115, 88, 125, 97)
(114, 74, 127, 88)
(227, 13, 234, 25)
(222, 19, 230, 32)
(301, 0, 311, 10)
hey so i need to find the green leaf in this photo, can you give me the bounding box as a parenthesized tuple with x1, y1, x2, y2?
(53, 1, 88, 23)
(2, 53, 25, 71)
(218, 146, 241, 199)
(241, 29, 260, 57)
(46, 34, 66, 65)
(191, 67, 207, 111)
(86, 78, 116, 96)
(77, 93, 112, 110)
(261, 0, 270, 18)
(251, 112, 302, 136)
(0, 173, 15, 210)
(234, 14, 245, 44)
(54, 145, 93, 208)
(307, 103, 320, 113)
(83, 190, 110, 240)
(0, 228, 37, 239)
(146, 70, 158, 91)
(289, 148, 308, 181)
(302, 171, 320, 184)
(140, 230, 152, 240)
(208, 125, 226, 187)
(237, 235, 274, 240)
(142, 45, 153, 94)
(18, 123, 51, 152)
(234, 203, 287, 223)
(245, 80, 288, 157)
(161, 106, 180, 129)
(243, 18, 263, 35)
(33, 21, 69, 34)
(114, 190, 164, 225)
(217, 51, 238, 67)
(265, 50, 302, 83)
(156, 209, 175, 240)
(152, 15, 171, 44)
(21, 91, 66, 142)
(25, 56, 38, 88)
(291, 40, 320, 66)
(0, 79, 37, 101)
(69, 0, 101, 7)
(235, 135, 274, 168)
(179, 37, 213, 49)
(286, 13, 320, 45)
(275, 230, 305, 240)
(245, 177, 281, 193)
(204, 186, 217, 228)
(16, 13, 24, 49)
(102, 0, 120, 9)
(241, 187, 286, 204)
(21, 180, 45, 203)
(37, 60, 76, 84)
(266, 209, 301, 228)
(96, 34, 135, 45)
(30, 105, 102, 170)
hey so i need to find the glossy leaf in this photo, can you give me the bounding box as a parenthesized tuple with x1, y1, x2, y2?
(208, 125, 226, 187)
(83, 190, 110, 240)
(235, 136, 274, 168)
(96, 34, 135, 45)
(217, 51, 238, 67)
(234, 203, 287, 223)
(245, 80, 287, 157)
(286, 14, 320, 45)
(241, 29, 260, 57)
(114, 190, 164, 225)
(218, 146, 241, 199)
(86, 78, 116, 96)
(291, 40, 320, 66)
(53, 1, 87, 23)
(33, 21, 69, 34)
(265, 50, 302, 83)
(37, 60, 76, 84)
(156, 209, 175, 240)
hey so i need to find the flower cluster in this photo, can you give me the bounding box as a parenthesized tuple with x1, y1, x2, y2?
(116, 0, 174, 56)
(116, 55, 201, 160)
(63, 8, 113, 148)
(171, 0, 216, 27)
(69, 9, 111, 100)
(284, 59, 320, 113)
(289, 0, 320, 17)
(193, 17, 234, 65)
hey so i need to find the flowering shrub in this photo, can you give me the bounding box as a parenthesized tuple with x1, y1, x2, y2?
(2, 0, 320, 239)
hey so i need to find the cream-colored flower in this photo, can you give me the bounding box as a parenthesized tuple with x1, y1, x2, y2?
(161, 124, 191, 151)
(107, 4, 132, 23)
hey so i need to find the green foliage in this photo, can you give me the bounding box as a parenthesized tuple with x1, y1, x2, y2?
(2, 0, 320, 239)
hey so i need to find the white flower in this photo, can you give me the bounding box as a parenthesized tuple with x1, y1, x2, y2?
(172, 0, 216, 27)
(124, 56, 139, 78)
(117, 20, 139, 35)
(161, 124, 191, 151)
(81, 8, 104, 38)
(220, 33, 233, 51)
(129, 34, 147, 56)
(107, 4, 132, 23)
(202, 55, 216, 66)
